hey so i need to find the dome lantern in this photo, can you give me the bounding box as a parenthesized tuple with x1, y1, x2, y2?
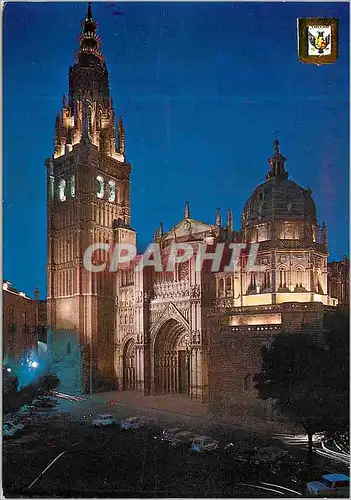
(241, 140, 317, 230)
(266, 140, 288, 180)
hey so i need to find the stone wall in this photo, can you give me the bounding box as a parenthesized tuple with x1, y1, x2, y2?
(209, 301, 325, 429)
(47, 329, 83, 395)
(3, 286, 39, 362)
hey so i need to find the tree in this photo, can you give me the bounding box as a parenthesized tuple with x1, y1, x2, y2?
(254, 331, 344, 464)
(321, 308, 349, 439)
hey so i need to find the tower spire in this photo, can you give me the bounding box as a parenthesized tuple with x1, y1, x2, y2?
(185, 201, 190, 219)
(118, 117, 125, 155)
(216, 207, 221, 227)
(227, 208, 233, 231)
(87, 2, 93, 20)
(266, 139, 288, 180)
(77, 2, 103, 62)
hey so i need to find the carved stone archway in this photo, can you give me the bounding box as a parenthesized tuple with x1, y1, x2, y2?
(123, 338, 136, 390)
(153, 318, 190, 395)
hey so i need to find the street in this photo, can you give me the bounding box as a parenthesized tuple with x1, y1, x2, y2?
(3, 393, 348, 498)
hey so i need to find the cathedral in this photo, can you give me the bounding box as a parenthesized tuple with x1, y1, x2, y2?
(47, 5, 338, 419)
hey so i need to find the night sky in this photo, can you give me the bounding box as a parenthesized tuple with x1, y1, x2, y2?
(4, 2, 349, 298)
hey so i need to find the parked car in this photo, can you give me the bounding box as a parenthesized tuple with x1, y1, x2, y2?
(155, 427, 182, 443)
(3, 420, 25, 439)
(292, 464, 323, 486)
(32, 397, 56, 408)
(92, 414, 116, 427)
(224, 443, 258, 463)
(190, 436, 219, 453)
(168, 430, 196, 448)
(144, 424, 163, 440)
(120, 416, 145, 430)
(306, 473, 350, 497)
(251, 446, 290, 465)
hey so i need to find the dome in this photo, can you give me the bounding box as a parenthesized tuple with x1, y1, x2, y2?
(241, 141, 317, 228)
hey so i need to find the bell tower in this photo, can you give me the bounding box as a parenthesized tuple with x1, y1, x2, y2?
(46, 3, 135, 392)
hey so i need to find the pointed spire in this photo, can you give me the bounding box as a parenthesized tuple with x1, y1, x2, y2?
(185, 201, 190, 219)
(54, 112, 62, 151)
(55, 112, 61, 128)
(267, 138, 288, 180)
(216, 207, 221, 227)
(62, 94, 67, 108)
(66, 127, 73, 145)
(78, 2, 102, 61)
(159, 222, 164, 238)
(118, 116, 125, 155)
(87, 2, 93, 20)
(154, 228, 160, 243)
(227, 209, 233, 231)
(81, 98, 90, 143)
(322, 222, 327, 245)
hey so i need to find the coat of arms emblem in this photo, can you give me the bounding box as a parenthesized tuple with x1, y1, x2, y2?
(308, 27, 331, 55)
(298, 18, 338, 65)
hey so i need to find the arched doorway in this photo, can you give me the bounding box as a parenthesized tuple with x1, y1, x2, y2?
(153, 319, 190, 394)
(123, 339, 136, 390)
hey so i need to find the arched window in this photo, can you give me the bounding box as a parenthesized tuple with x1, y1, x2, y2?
(108, 180, 116, 202)
(59, 179, 66, 202)
(263, 269, 271, 290)
(248, 272, 256, 291)
(219, 278, 224, 295)
(279, 268, 287, 288)
(66, 342, 71, 355)
(70, 175, 75, 198)
(226, 276, 232, 292)
(96, 175, 104, 199)
(296, 267, 303, 288)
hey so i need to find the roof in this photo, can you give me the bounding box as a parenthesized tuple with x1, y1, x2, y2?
(242, 176, 317, 228)
(322, 474, 350, 482)
(98, 414, 113, 418)
(163, 217, 218, 243)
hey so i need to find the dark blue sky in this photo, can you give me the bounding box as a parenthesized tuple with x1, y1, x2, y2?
(4, 2, 349, 297)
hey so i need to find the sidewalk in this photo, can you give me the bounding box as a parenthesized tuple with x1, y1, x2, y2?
(84, 390, 296, 435)
(87, 391, 209, 418)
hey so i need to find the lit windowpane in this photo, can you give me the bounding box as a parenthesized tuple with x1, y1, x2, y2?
(108, 180, 116, 202)
(71, 175, 75, 197)
(96, 175, 104, 199)
(59, 179, 66, 201)
(49, 178, 54, 201)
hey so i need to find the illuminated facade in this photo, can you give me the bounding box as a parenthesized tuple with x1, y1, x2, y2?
(328, 257, 349, 307)
(46, 4, 135, 392)
(3, 281, 46, 363)
(47, 5, 339, 417)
